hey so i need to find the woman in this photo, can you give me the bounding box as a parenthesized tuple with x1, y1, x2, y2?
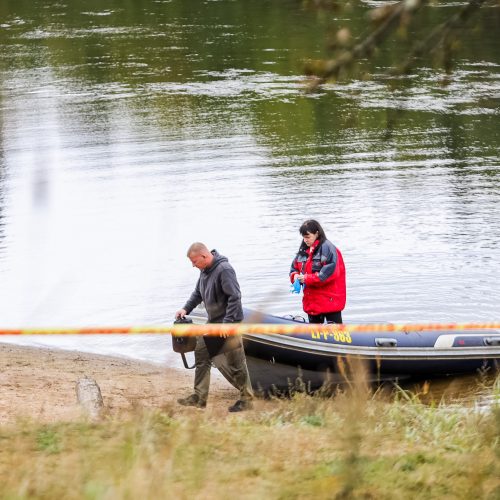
(290, 220, 346, 324)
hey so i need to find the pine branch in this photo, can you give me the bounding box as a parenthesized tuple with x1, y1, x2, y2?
(393, 0, 490, 76)
(307, 0, 491, 89)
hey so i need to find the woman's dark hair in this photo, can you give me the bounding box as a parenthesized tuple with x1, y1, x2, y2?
(298, 219, 327, 252)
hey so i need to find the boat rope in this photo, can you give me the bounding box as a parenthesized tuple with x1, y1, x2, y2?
(1, 322, 500, 336)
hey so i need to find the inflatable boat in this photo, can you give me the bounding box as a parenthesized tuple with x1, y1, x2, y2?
(239, 310, 500, 394)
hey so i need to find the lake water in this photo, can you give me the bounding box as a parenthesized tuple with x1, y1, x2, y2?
(1, 0, 499, 372)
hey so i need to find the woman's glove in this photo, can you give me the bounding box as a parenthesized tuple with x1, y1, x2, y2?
(290, 279, 302, 294)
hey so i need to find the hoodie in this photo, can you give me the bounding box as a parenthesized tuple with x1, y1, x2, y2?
(183, 250, 243, 323)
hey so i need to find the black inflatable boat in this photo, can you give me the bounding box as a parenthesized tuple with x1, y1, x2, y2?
(239, 309, 500, 393)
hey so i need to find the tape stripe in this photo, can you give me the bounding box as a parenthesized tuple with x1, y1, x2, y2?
(0, 323, 499, 336)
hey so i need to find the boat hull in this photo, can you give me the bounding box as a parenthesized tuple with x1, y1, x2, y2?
(242, 333, 499, 394)
(240, 310, 500, 394)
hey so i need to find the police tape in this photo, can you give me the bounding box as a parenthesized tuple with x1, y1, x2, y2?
(1, 322, 500, 336)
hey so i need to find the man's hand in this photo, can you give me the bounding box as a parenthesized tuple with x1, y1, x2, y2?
(175, 309, 187, 320)
(296, 274, 305, 284)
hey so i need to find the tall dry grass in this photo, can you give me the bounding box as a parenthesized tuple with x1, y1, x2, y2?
(0, 372, 499, 500)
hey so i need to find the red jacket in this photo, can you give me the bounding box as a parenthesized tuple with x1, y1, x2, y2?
(290, 240, 346, 316)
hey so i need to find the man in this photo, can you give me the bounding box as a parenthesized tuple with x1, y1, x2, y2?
(175, 242, 254, 412)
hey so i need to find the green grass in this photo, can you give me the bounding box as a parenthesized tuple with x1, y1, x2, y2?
(0, 379, 499, 500)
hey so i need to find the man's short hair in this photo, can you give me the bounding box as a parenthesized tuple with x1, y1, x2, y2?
(187, 242, 209, 257)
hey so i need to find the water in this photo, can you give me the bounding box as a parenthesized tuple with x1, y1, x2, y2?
(1, 0, 499, 373)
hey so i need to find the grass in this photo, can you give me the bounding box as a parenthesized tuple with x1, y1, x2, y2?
(0, 377, 499, 500)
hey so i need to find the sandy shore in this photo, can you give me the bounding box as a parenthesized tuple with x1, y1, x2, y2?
(0, 343, 257, 424)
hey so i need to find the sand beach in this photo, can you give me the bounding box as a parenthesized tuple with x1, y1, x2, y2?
(0, 343, 251, 424)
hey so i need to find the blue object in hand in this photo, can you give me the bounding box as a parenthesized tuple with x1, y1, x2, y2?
(290, 279, 302, 294)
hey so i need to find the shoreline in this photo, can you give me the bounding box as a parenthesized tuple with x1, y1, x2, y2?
(0, 343, 245, 424)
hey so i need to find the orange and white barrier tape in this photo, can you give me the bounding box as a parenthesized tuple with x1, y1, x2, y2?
(0, 322, 500, 336)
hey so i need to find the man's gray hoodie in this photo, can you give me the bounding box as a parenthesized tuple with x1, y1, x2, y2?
(183, 250, 243, 323)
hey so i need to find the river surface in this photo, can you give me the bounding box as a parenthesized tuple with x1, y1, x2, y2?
(0, 0, 499, 377)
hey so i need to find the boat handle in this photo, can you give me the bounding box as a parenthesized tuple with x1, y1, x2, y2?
(484, 337, 500, 346)
(375, 338, 397, 348)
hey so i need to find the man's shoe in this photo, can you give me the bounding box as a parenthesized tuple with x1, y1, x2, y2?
(228, 400, 253, 412)
(177, 394, 206, 408)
